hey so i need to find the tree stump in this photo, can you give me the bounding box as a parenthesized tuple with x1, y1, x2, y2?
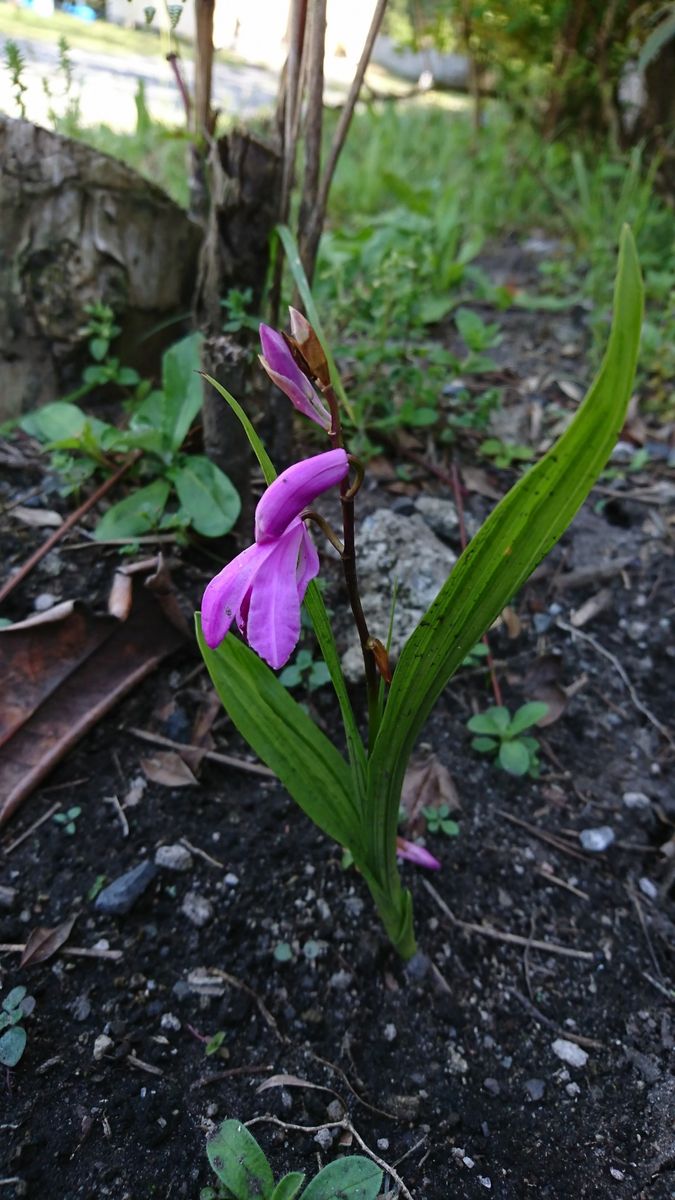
(0, 117, 201, 420)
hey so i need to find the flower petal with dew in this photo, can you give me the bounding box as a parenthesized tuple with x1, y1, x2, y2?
(396, 837, 441, 870)
(255, 449, 349, 543)
(259, 324, 331, 430)
(201, 538, 278, 649)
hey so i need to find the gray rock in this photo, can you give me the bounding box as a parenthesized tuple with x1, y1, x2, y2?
(483, 1077, 500, 1096)
(552, 1038, 588, 1068)
(0, 885, 16, 909)
(414, 495, 460, 540)
(34, 592, 57, 612)
(639, 877, 658, 900)
(94, 860, 158, 915)
(525, 1078, 546, 1101)
(181, 891, 214, 928)
(155, 844, 193, 872)
(579, 826, 614, 852)
(160, 1012, 181, 1032)
(341, 509, 456, 681)
(314, 1127, 335, 1151)
(622, 790, 651, 809)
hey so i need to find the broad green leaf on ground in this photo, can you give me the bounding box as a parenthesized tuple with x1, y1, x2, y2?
(94, 478, 170, 540)
(206, 1120, 274, 1200)
(298, 1157, 383, 1200)
(271, 1174, 305, 1200)
(161, 332, 204, 452)
(0, 1024, 27, 1067)
(20, 402, 87, 443)
(196, 618, 361, 848)
(169, 455, 240, 537)
(498, 741, 531, 775)
(368, 225, 643, 900)
(508, 701, 549, 735)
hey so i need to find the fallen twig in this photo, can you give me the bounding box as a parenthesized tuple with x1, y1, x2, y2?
(0, 942, 121, 961)
(245, 1114, 413, 1200)
(191, 1065, 275, 1088)
(422, 880, 594, 961)
(128, 727, 275, 778)
(557, 619, 674, 748)
(509, 988, 604, 1049)
(499, 810, 587, 861)
(536, 867, 589, 901)
(180, 837, 224, 869)
(3, 802, 61, 855)
(0, 453, 140, 605)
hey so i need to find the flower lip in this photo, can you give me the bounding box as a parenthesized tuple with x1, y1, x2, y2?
(255, 448, 349, 543)
(396, 837, 441, 870)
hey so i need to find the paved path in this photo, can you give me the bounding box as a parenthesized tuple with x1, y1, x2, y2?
(0, 31, 280, 130)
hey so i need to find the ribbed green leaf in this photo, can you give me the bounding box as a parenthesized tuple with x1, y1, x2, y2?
(196, 617, 360, 849)
(368, 225, 643, 898)
(298, 1157, 383, 1200)
(206, 1120, 274, 1199)
(508, 701, 549, 736)
(200, 374, 366, 797)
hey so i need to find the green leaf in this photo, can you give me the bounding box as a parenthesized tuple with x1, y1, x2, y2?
(272, 1173, 305, 1200)
(206, 1120, 274, 1200)
(94, 478, 170, 540)
(170, 455, 240, 537)
(299, 1157, 383, 1200)
(498, 740, 531, 776)
(2, 986, 26, 1012)
(471, 736, 497, 753)
(368, 225, 642, 917)
(200, 375, 367, 801)
(196, 618, 361, 851)
(20, 402, 87, 443)
(161, 332, 204, 453)
(89, 336, 108, 362)
(279, 664, 303, 688)
(467, 707, 510, 735)
(0, 1025, 27, 1068)
(508, 702, 549, 736)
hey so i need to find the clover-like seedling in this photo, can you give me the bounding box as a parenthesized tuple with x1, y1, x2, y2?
(205, 1118, 382, 1200)
(53, 806, 81, 835)
(279, 648, 331, 692)
(422, 804, 460, 838)
(0, 986, 36, 1068)
(480, 438, 534, 469)
(467, 702, 549, 777)
(461, 642, 489, 669)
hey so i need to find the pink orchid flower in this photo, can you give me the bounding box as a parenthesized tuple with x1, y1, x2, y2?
(396, 837, 441, 871)
(201, 450, 349, 669)
(259, 322, 331, 430)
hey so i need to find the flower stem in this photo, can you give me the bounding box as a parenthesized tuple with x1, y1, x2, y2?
(323, 384, 380, 750)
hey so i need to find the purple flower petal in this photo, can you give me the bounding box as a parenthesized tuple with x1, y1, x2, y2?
(255, 449, 349, 543)
(246, 520, 306, 668)
(396, 837, 441, 871)
(259, 325, 331, 430)
(296, 525, 320, 602)
(201, 539, 276, 648)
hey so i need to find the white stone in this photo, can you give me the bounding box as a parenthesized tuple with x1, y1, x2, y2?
(93, 1033, 113, 1060)
(155, 844, 193, 872)
(552, 1038, 588, 1068)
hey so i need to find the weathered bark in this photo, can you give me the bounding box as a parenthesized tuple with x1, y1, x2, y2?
(0, 117, 201, 420)
(195, 130, 281, 496)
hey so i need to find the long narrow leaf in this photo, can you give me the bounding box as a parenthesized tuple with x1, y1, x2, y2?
(197, 617, 361, 851)
(200, 374, 366, 794)
(367, 225, 643, 890)
(276, 224, 355, 422)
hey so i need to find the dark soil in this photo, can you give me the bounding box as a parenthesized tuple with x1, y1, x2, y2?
(1, 249, 674, 1200)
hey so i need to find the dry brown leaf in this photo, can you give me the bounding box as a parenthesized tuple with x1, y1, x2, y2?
(460, 465, 502, 500)
(522, 655, 568, 727)
(401, 757, 461, 836)
(20, 914, 77, 967)
(141, 751, 198, 788)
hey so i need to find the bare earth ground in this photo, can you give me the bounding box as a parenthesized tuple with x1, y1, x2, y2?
(1, 244, 674, 1199)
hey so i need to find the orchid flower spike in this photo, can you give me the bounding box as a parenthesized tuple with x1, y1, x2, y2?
(396, 837, 441, 871)
(201, 450, 349, 670)
(259, 323, 331, 430)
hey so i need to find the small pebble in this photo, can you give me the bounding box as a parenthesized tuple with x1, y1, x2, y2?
(328, 970, 351, 991)
(155, 844, 193, 872)
(639, 877, 658, 900)
(181, 892, 214, 928)
(326, 1100, 344, 1122)
(377, 1138, 389, 1151)
(478, 1178, 492, 1190)
(93, 1033, 113, 1061)
(160, 1012, 181, 1032)
(622, 791, 650, 809)
(579, 826, 614, 852)
(565, 1082, 581, 1097)
(384, 1023, 397, 1043)
(33, 592, 57, 612)
(552, 1039, 588, 1068)
(0, 885, 17, 909)
(609, 1167, 625, 1181)
(95, 861, 158, 915)
(404, 952, 431, 982)
(224, 873, 239, 887)
(525, 1078, 545, 1101)
(314, 1128, 334, 1151)
(483, 1077, 500, 1097)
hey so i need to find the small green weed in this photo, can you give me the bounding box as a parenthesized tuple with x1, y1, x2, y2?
(468, 702, 549, 777)
(480, 439, 534, 469)
(53, 806, 82, 836)
(203, 1118, 382, 1200)
(422, 804, 459, 838)
(0, 986, 36, 1068)
(3, 39, 28, 118)
(279, 648, 331, 692)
